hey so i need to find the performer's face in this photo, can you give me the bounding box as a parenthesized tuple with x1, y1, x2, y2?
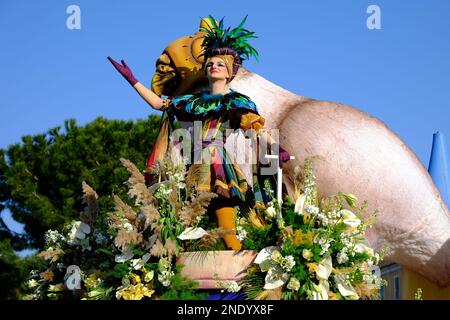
(206, 57, 229, 81)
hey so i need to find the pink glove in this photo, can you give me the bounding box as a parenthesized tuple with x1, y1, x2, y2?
(107, 56, 138, 86)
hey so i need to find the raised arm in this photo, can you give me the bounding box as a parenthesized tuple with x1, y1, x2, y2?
(107, 56, 166, 110)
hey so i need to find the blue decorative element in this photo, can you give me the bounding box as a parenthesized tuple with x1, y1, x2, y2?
(169, 89, 258, 117)
(428, 131, 450, 208)
(203, 290, 245, 300)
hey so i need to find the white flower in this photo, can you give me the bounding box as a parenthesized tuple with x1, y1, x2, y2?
(340, 209, 361, 229)
(337, 250, 349, 264)
(354, 240, 374, 257)
(305, 205, 319, 216)
(294, 194, 306, 215)
(254, 246, 279, 265)
(130, 253, 150, 270)
(287, 277, 300, 291)
(263, 267, 289, 290)
(131, 259, 145, 270)
(122, 222, 133, 231)
(158, 270, 174, 287)
(373, 252, 381, 264)
(279, 255, 296, 272)
(315, 256, 332, 280)
(44, 230, 65, 246)
(265, 205, 277, 220)
(334, 274, 359, 299)
(255, 246, 290, 289)
(178, 227, 208, 240)
(310, 281, 329, 300)
(67, 221, 91, 245)
(315, 236, 332, 255)
(225, 281, 241, 293)
(302, 249, 313, 261)
(28, 279, 39, 288)
(115, 247, 134, 263)
(236, 226, 247, 241)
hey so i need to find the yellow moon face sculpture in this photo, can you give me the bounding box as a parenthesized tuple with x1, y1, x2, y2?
(151, 18, 213, 96)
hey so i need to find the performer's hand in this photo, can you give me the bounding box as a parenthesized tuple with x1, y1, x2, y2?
(274, 143, 291, 168)
(107, 56, 138, 86)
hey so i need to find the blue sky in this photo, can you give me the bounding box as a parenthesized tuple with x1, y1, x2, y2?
(1, 0, 449, 237)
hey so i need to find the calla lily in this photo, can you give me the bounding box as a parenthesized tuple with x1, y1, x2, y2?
(311, 281, 329, 300)
(340, 209, 361, 229)
(354, 241, 374, 257)
(145, 233, 158, 249)
(75, 222, 91, 239)
(178, 227, 208, 240)
(263, 267, 289, 290)
(115, 247, 134, 263)
(335, 274, 359, 299)
(315, 256, 333, 280)
(254, 246, 279, 264)
(294, 194, 307, 215)
(255, 246, 290, 289)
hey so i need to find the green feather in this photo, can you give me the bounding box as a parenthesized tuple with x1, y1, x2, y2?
(200, 15, 259, 62)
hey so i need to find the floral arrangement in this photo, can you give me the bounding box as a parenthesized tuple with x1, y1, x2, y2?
(238, 159, 386, 300)
(25, 154, 385, 300)
(25, 156, 223, 300)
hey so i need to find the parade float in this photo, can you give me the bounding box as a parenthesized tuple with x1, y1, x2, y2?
(23, 13, 450, 300)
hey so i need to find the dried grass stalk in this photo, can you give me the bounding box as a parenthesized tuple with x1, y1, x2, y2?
(38, 248, 65, 263)
(178, 192, 217, 227)
(120, 158, 155, 206)
(140, 205, 160, 231)
(114, 229, 143, 251)
(196, 227, 231, 248)
(80, 181, 98, 229)
(150, 238, 178, 259)
(113, 195, 137, 222)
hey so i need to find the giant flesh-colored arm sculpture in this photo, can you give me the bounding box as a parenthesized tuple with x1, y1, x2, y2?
(147, 22, 450, 286)
(231, 68, 450, 286)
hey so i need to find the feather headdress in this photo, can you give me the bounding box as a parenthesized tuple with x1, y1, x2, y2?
(200, 15, 259, 81)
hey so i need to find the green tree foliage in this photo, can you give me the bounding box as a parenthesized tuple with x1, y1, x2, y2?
(0, 115, 161, 298)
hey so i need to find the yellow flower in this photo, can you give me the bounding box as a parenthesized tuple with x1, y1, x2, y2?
(116, 283, 154, 300)
(328, 291, 341, 300)
(85, 272, 101, 290)
(307, 257, 332, 280)
(294, 229, 314, 246)
(306, 262, 318, 274)
(129, 273, 141, 285)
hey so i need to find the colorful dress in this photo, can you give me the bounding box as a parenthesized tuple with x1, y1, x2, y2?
(147, 89, 281, 211)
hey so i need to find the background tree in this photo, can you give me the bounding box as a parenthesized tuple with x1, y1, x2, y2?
(0, 115, 161, 298)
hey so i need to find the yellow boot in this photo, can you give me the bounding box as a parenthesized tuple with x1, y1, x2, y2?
(214, 206, 242, 251)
